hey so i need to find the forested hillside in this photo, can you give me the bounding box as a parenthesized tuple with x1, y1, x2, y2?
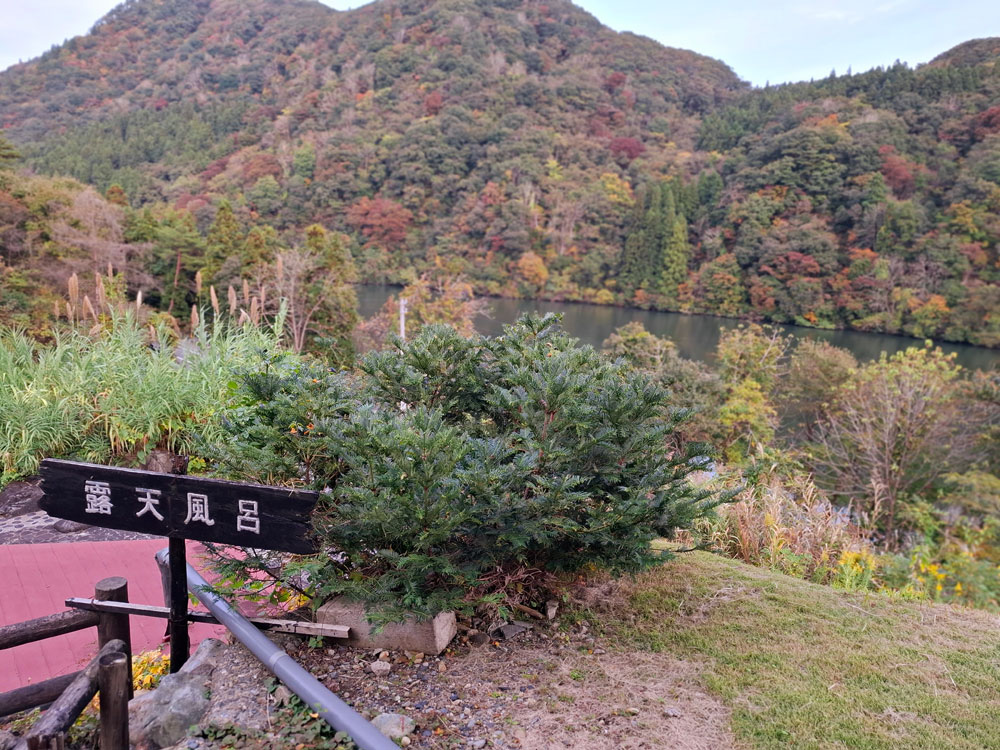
(1, 0, 999, 345)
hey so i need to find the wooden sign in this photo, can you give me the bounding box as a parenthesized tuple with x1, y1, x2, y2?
(40, 459, 319, 554)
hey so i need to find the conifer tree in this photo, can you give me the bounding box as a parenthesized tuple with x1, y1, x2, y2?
(204, 200, 243, 280)
(0, 135, 19, 169)
(242, 225, 279, 268)
(660, 216, 691, 298)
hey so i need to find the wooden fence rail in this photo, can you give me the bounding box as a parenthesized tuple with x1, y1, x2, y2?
(0, 576, 133, 750)
(17, 639, 128, 750)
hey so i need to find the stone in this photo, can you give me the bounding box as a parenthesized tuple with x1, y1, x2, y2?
(0, 729, 17, 750)
(545, 600, 559, 620)
(316, 598, 456, 655)
(53, 519, 90, 533)
(470, 740, 487, 749)
(143, 449, 189, 475)
(369, 660, 392, 676)
(664, 707, 682, 718)
(128, 639, 223, 749)
(273, 685, 293, 706)
(0, 481, 43, 517)
(371, 712, 416, 738)
(498, 623, 527, 640)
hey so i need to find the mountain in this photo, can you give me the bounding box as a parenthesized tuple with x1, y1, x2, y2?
(1, 0, 999, 347)
(928, 37, 1000, 69)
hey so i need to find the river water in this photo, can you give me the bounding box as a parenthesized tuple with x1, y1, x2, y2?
(357, 286, 999, 372)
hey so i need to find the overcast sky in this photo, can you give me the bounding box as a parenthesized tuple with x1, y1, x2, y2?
(1, 0, 998, 86)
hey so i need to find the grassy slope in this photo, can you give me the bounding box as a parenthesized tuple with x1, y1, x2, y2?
(596, 551, 1000, 750)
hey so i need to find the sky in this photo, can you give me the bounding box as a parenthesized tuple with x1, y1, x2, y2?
(1, 0, 999, 86)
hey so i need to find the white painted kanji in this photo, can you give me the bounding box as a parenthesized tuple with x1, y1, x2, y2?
(236, 499, 261, 534)
(84, 480, 112, 515)
(135, 487, 165, 521)
(184, 492, 215, 526)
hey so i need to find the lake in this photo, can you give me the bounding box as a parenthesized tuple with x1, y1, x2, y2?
(357, 286, 1000, 372)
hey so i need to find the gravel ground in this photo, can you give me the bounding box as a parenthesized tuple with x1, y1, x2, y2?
(186, 613, 731, 750)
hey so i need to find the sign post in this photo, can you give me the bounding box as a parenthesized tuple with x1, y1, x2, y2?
(40, 459, 319, 671)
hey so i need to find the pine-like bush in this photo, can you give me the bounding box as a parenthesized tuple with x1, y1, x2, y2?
(211, 315, 725, 619)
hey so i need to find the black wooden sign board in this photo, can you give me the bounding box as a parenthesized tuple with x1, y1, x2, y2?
(39, 458, 321, 673)
(40, 458, 319, 553)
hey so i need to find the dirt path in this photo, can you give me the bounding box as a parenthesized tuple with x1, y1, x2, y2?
(193, 620, 734, 750)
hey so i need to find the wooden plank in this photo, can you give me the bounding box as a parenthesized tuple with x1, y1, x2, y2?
(40, 459, 319, 554)
(0, 610, 99, 651)
(65, 599, 350, 639)
(0, 672, 81, 718)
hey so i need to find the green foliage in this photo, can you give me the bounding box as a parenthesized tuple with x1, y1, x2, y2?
(807, 345, 985, 546)
(0, 315, 280, 487)
(0, 135, 19, 168)
(211, 315, 727, 619)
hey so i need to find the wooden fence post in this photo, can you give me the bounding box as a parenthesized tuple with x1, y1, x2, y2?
(94, 577, 132, 698)
(98, 650, 129, 750)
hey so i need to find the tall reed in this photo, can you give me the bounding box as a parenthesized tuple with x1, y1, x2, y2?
(0, 314, 281, 485)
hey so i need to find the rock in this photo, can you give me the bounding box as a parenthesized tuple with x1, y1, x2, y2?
(178, 638, 224, 677)
(545, 600, 559, 620)
(371, 712, 416, 738)
(513, 727, 527, 743)
(498, 623, 527, 640)
(0, 481, 42, 517)
(128, 639, 223, 749)
(625, 707, 640, 716)
(369, 660, 392, 676)
(664, 707, 682, 718)
(0, 729, 17, 750)
(53, 519, 90, 533)
(142, 450, 189, 475)
(316, 598, 456, 655)
(437, 661, 447, 672)
(468, 631, 490, 647)
(470, 740, 486, 749)
(200, 643, 271, 731)
(273, 685, 293, 706)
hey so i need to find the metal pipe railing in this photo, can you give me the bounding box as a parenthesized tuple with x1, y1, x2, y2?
(155, 548, 396, 750)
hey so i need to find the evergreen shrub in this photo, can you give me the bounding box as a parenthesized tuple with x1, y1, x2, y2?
(211, 315, 725, 619)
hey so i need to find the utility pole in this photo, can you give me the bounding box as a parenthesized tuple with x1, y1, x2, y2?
(399, 297, 408, 342)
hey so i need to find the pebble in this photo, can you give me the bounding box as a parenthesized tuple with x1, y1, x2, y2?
(369, 660, 392, 676)
(371, 712, 416, 738)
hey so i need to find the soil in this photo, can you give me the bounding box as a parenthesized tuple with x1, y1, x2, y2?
(192, 613, 733, 750)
